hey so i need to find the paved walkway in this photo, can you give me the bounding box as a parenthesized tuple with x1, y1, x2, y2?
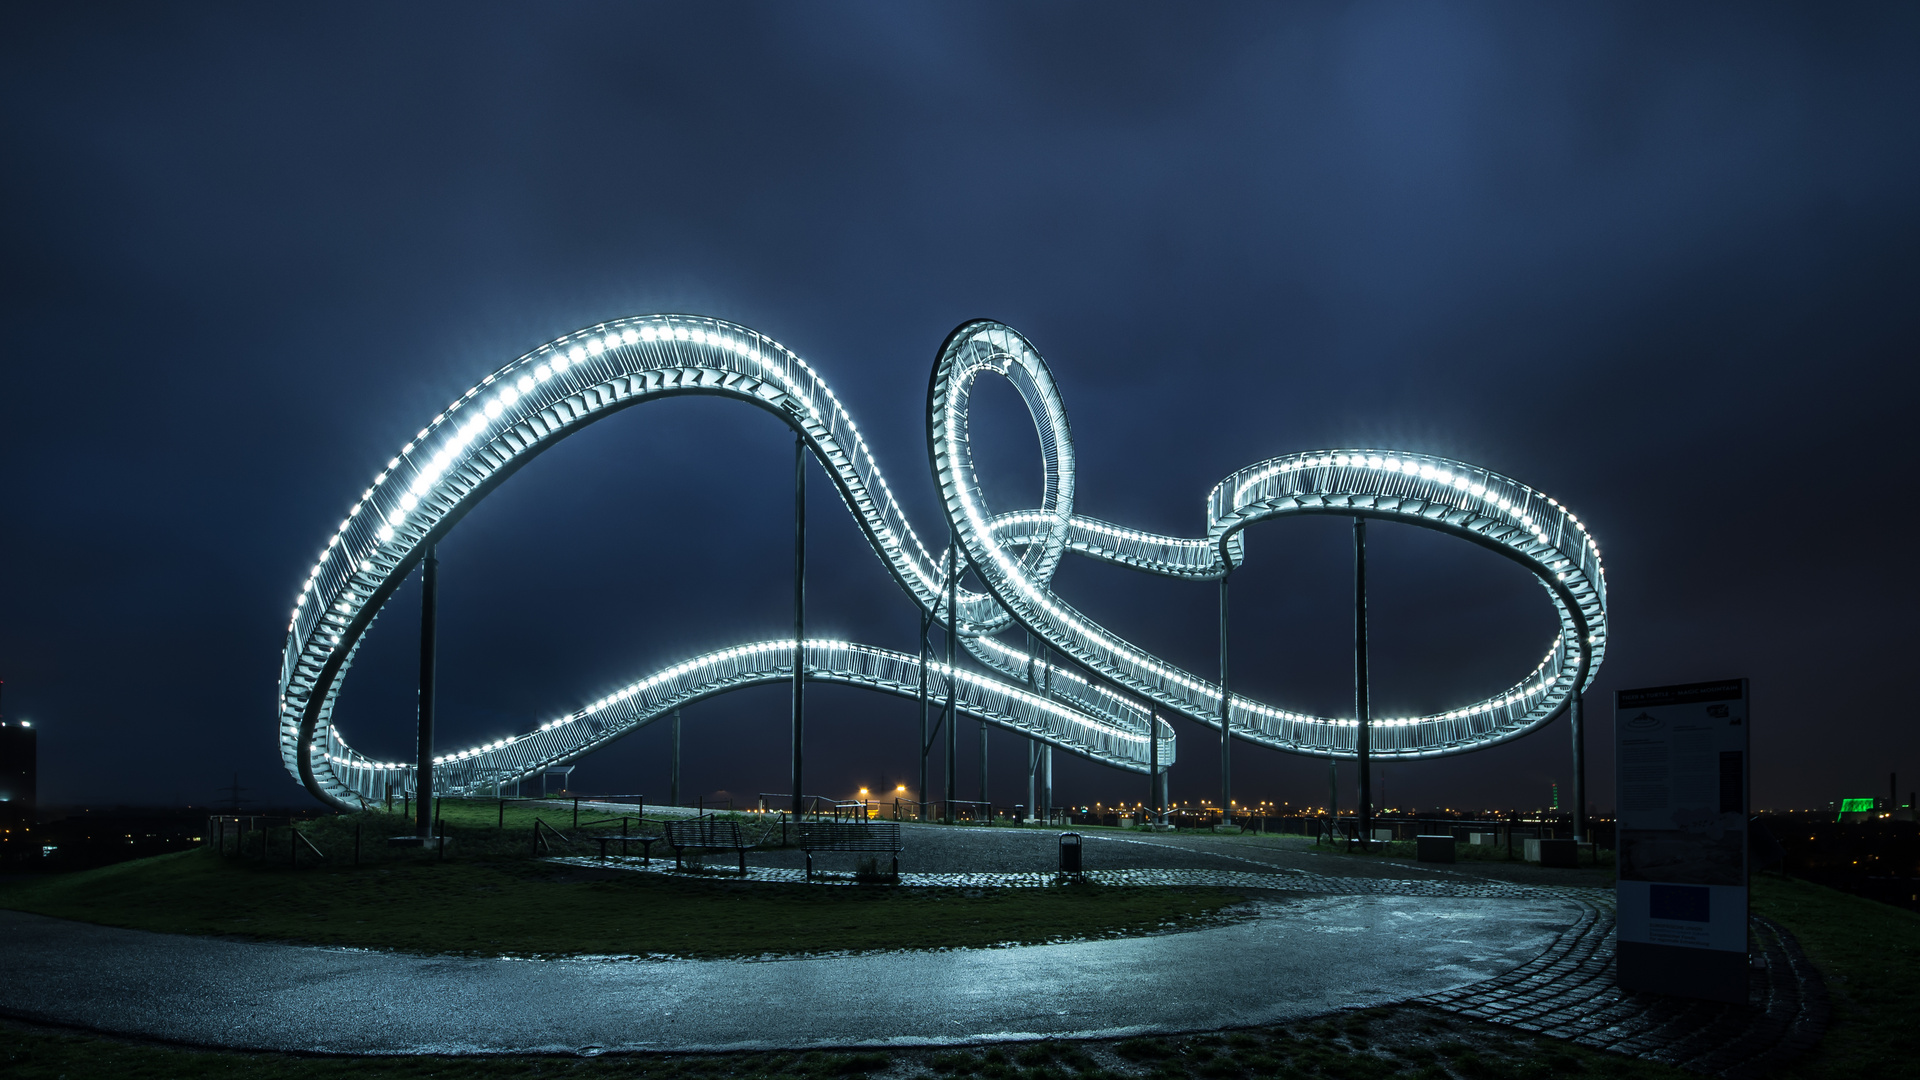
(1417, 899, 1828, 1080)
(0, 826, 1826, 1075)
(0, 895, 1578, 1054)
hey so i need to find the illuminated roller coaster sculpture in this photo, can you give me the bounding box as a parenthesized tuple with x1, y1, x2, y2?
(278, 316, 1608, 810)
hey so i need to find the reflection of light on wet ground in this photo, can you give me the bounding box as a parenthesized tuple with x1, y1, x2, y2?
(0, 895, 1583, 1054)
(0, 830, 1643, 1055)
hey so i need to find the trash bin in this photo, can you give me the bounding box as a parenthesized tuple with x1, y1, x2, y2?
(1058, 832, 1083, 876)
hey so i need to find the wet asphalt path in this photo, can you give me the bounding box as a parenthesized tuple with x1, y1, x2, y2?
(0, 895, 1577, 1054)
(0, 826, 1589, 1054)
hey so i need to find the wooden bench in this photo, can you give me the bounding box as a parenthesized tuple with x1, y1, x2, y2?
(797, 820, 902, 880)
(663, 816, 754, 873)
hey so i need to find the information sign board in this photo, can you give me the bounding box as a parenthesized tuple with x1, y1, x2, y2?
(1614, 678, 1749, 1003)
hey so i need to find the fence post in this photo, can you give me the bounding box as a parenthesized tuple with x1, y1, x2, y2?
(573, 797, 580, 829)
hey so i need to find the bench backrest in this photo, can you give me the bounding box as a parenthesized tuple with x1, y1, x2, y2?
(798, 821, 902, 848)
(664, 818, 746, 848)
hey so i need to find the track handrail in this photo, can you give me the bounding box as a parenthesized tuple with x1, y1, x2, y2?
(278, 315, 1608, 809)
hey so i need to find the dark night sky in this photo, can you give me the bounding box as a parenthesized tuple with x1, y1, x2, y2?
(3, 4, 1916, 813)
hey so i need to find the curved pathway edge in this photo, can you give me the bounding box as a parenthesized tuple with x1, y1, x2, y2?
(0, 892, 1581, 1055)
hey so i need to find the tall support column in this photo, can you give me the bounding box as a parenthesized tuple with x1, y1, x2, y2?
(978, 714, 989, 809)
(415, 544, 439, 838)
(1041, 744, 1053, 824)
(792, 433, 806, 819)
(1328, 758, 1339, 840)
(1028, 739, 1040, 822)
(943, 537, 958, 823)
(1038, 643, 1054, 822)
(1571, 692, 1586, 843)
(1026, 634, 1039, 821)
(1149, 706, 1161, 824)
(1218, 572, 1232, 827)
(670, 707, 682, 806)
(918, 610, 930, 821)
(1355, 517, 1372, 848)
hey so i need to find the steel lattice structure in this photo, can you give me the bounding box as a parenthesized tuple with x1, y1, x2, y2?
(279, 316, 1608, 809)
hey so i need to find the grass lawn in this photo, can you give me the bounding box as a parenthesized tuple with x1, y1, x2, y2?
(1753, 873, 1920, 1078)
(0, 846, 1241, 959)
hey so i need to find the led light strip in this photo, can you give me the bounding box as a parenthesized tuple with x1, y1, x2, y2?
(279, 315, 1606, 809)
(930, 319, 1606, 760)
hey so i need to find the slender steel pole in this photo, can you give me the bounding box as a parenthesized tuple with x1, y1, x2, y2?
(918, 609, 930, 821)
(1149, 706, 1160, 823)
(792, 433, 806, 819)
(1027, 633, 1039, 821)
(1328, 758, 1338, 841)
(415, 544, 438, 838)
(944, 537, 958, 823)
(670, 707, 682, 807)
(1218, 572, 1232, 828)
(978, 710, 989, 810)
(1042, 744, 1053, 824)
(1355, 517, 1372, 848)
(1041, 645, 1055, 821)
(1028, 738, 1040, 822)
(1571, 692, 1586, 843)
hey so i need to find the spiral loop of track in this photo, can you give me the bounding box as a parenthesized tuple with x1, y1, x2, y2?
(278, 315, 1606, 809)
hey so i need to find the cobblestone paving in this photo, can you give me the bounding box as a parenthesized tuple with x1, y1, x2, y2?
(1415, 894, 1827, 1079)
(554, 843, 1827, 1078)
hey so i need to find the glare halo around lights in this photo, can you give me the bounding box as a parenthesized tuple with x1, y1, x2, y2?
(278, 315, 1607, 810)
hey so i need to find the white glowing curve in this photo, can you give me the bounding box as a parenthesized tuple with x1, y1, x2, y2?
(280, 314, 1608, 810)
(319, 641, 1175, 801)
(929, 320, 1608, 761)
(280, 315, 1168, 809)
